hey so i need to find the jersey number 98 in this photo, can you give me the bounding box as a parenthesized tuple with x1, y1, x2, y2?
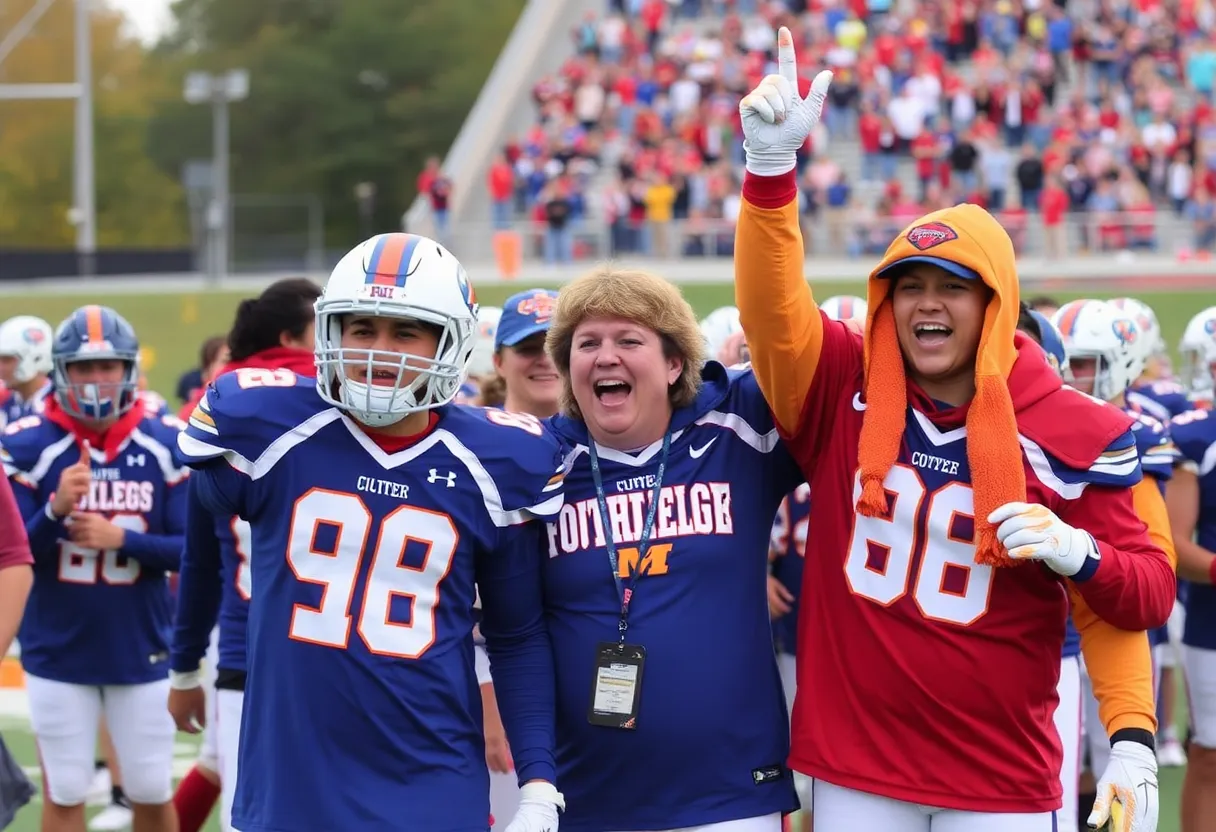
(844, 465, 993, 627)
(285, 489, 456, 659)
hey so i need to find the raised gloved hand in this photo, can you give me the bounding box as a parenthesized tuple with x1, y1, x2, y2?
(1087, 740, 1159, 832)
(503, 780, 565, 832)
(987, 501, 1098, 577)
(739, 26, 832, 177)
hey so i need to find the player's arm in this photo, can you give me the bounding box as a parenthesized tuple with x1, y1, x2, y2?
(1131, 475, 1177, 570)
(1072, 592, 1157, 740)
(477, 520, 556, 787)
(1059, 433, 1175, 631)
(734, 176, 825, 436)
(0, 473, 33, 657)
(734, 30, 836, 438)
(169, 479, 224, 682)
(1165, 465, 1216, 584)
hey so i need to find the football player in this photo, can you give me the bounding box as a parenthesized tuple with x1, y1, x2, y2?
(478, 288, 560, 829)
(0, 315, 54, 429)
(1, 305, 186, 832)
(540, 267, 802, 832)
(1111, 295, 1192, 767)
(1113, 297, 1190, 421)
(1179, 306, 1216, 409)
(175, 232, 565, 832)
(169, 277, 320, 832)
(1051, 299, 1182, 824)
(1166, 309, 1216, 832)
(736, 29, 1171, 832)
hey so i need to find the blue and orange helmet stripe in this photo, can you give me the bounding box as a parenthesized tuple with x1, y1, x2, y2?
(365, 234, 423, 288)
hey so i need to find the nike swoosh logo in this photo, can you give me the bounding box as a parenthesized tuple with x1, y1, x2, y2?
(852, 392, 867, 411)
(690, 438, 717, 459)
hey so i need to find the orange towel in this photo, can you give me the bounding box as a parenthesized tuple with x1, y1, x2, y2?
(857, 205, 1026, 567)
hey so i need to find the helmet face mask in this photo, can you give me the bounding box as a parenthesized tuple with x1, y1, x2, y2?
(51, 306, 141, 424)
(314, 233, 477, 427)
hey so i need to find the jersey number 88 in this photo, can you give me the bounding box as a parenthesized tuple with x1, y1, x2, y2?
(844, 465, 994, 627)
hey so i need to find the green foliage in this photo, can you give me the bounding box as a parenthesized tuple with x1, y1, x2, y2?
(147, 0, 525, 247)
(0, 4, 189, 247)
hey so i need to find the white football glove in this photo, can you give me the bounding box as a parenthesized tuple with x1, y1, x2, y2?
(987, 501, 1097, 577)
(503, 781, 564, 832)
(739, 26, 832, 177)
(1088, 741, 1159, 832)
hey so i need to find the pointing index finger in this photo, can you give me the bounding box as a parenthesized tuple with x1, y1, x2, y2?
(776, 26, 798, 88)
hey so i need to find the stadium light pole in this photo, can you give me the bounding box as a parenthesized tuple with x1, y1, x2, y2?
(184, 69, 249, 285)
(0, 0, 96, 276)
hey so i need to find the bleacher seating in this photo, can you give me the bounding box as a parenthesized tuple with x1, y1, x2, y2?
(445, 0, 1216, 261)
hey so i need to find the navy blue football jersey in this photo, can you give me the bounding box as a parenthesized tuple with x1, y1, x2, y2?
(1128, 409, 1180, 648)
(0, 380, 51, 429)
(1, 411, 187, 685)
(542, 362, 803, 832)
(770, 483, 810, 656)
(1127, 380, 1194, 423)
(1170, 408, 1216, 650)
(176, 368, 564, 832)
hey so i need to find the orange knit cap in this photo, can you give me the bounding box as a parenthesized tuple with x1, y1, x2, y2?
(857, 204, 1025, 567)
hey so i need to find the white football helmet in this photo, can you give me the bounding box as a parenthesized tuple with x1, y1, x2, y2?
(0, 315, 53, 384)
(821, 295, 868, 324)
(314, 232, 478, 426)
(1179, 306, 1216, 400)
(699, 306, 742, 360)
(467, 305, 502, 379)
(1108, 297, 1166, 371)
(1051, 299, 1145, 402)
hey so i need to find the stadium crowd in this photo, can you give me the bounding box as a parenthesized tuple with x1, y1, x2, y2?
(460, 0, 1216, 260)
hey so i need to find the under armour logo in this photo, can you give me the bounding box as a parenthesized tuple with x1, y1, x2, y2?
(127, 453, 146, 467)
(427, 469, 456, 487)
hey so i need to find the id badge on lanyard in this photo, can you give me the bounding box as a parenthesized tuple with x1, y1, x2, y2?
(585, 429, 670, 730)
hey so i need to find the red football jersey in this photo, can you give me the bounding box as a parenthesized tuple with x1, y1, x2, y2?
(784, 320, 1157, 812)
(733, 180, 1173, 814)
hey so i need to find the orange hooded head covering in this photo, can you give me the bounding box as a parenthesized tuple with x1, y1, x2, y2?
(858, 204, 1025, 567)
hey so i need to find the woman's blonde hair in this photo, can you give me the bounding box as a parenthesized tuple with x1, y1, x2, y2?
(546, 267, 706, 419)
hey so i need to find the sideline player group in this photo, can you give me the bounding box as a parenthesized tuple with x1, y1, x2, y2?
(1, 27, 1216, 832)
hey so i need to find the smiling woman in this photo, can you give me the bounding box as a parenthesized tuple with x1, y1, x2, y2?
(537, 267, 807, 832)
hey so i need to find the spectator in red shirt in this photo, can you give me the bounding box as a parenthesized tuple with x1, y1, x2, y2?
(487, 152, 515, 230)
(1041, 175, 1071, 259)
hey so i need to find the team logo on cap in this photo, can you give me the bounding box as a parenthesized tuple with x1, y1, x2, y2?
(516, 292, 556, 323)
(906, 222, 959, 251)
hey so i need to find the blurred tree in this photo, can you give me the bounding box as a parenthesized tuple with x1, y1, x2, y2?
(0, 0, 189, 247)
(147, 0, 524, 247)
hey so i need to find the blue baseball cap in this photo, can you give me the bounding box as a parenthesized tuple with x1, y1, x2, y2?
(875, 256, 981, 282)
(495, 289, 559, 350)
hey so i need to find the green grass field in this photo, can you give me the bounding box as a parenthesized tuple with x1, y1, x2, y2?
(0, 683, 1192, 832)
(0, 279, 1209, 830)
(2, 282, 1210, 404)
